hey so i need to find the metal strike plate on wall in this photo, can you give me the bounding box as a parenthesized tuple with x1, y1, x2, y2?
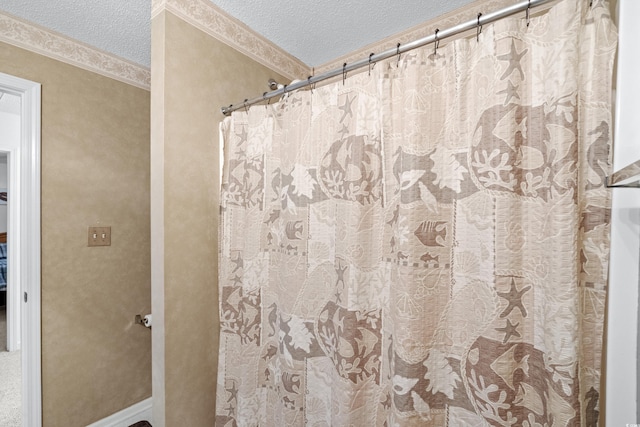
(606, 159, 640, 188)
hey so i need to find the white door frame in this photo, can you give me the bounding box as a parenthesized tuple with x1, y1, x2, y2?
(0, 71, 42, 426)
(605, 0, 640, 424)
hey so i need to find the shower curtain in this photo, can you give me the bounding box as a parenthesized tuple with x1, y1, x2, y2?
(216, 0, 616, 425)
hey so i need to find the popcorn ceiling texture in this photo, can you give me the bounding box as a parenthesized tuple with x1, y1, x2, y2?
(0, 0, 475, 68)
(209, 0, 476, 66)
(0, 0, 151, 66)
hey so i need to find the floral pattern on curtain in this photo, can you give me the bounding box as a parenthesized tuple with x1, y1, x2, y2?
(216, 0, 617, 425)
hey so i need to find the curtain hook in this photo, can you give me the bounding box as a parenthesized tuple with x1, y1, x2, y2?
(396, 43, 401, 67)
(526, 0, 531, 27)
(263, 92, 268, 110)
(243, 99, 248, 113)
(342, 63, 347, 85)
(590, 0, 593, 7)
(307, 75, 314, 95)
(434, 29, 440, 56)
(310, 67, 316, 93)
(368, 53, 375, 76)
(477, 13, 483, 42)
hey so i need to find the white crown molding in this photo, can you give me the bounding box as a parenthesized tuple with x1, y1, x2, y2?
(315, 0, 516, 74)
(152, 0, 166, 18)
(153, 0, 310, 81)
(0, 11, 150, 91)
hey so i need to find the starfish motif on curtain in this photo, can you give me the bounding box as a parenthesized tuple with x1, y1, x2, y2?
(226, 382, 239, 402)
(498, 39, 528, 80)
(335, 262, 348, 285)
(225, 404, 235, 417)
(231, 253, 243, 273)
(497, 80, 521, 105)
(497, 278, 531, 318)
(496, 319, 521, 344)
(334, 289, 343, 304)
(339, 94, 355, 123)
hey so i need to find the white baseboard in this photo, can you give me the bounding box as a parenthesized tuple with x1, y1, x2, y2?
(86, 398, 152, 427)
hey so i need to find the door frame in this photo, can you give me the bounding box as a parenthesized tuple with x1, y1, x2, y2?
(0, 71, 42, 426)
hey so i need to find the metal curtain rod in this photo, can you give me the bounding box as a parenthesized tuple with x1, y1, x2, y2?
(221, 0, 557, 116)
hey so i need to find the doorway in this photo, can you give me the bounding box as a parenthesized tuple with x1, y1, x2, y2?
(0, 93, 19, 424)
(0, 72, 42, 427)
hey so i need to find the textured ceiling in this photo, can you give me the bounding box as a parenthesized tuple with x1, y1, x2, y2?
(209, 0, 477, 66)
(0, 0, 152, 66)
(0, 0, 476, 68)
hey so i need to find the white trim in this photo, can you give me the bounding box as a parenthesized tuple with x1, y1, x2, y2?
(6, 146, 21, 352)
(0, 72, 41, 427)
(606, 0, 640, 424)
(150, 15, 166, 423)
(85, 398, 153, 427)
(0, 11, 150, 91)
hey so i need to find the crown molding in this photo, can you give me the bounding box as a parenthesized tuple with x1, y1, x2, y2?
(153, 0, 310, 81)
(315, 0, 516, 74)
(0, 11, 150, 91)
(151, 0, 166, 18)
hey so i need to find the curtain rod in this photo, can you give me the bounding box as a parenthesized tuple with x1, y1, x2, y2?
(221, 0, 559, 116)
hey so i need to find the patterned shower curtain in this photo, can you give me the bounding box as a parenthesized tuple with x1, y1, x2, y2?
(216, 0, 616, 425)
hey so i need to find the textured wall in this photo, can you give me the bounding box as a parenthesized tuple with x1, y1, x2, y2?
(150, 10, 286, 426)
(0, 42, 151, 426)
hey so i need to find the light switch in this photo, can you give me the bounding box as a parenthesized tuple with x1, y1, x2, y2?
(88, 226, 111, 247)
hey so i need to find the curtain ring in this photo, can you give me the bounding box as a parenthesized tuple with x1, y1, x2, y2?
(477, 13, 483, 42)
(526, 0, 531, 27)
(342, 63, 347, 85)
(368, 53, 375, 76)
(396, 43, 401, 67)
(434, 29, 440, 56)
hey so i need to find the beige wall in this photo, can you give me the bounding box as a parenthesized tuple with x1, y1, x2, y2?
(151, 10, 287, 426)
(0, 42, 151, 426)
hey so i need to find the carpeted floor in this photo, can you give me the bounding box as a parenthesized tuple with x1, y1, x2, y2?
(0, 305, 21, 426)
